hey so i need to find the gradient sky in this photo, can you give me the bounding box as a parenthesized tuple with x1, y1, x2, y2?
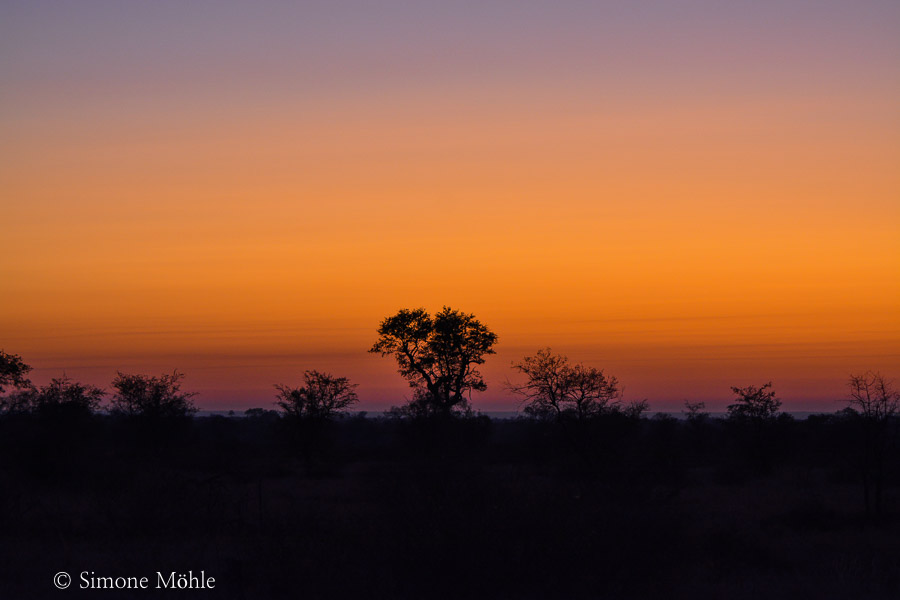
(2, 1, 899, 412)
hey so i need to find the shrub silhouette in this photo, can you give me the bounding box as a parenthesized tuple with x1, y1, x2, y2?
(11, 375, 104, 419)
(274, 371, 358, 469)
(109, 371, 197, 419)
(727, 382, 781, 422)
(726, 382, 785, 472)
(274, 371, 358, 420)
(244, 407, 280, 421)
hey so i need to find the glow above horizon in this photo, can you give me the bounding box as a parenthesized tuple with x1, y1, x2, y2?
(2, 1, 898, 412)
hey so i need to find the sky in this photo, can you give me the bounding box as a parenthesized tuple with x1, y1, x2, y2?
(2, 0, 899, 412)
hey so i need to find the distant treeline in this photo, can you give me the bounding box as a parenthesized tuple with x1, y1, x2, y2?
(3, 307, 895, 422)
(3, 322, 900, 599)
(2, 305, 898, 526)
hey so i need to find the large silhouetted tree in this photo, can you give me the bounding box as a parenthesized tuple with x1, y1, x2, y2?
(110, 371, 198, 419)
(509, 348, 620, 421)
(370, 307, 498, 417)
(275, 370, 358, 420)
(845, 371, 899, 519)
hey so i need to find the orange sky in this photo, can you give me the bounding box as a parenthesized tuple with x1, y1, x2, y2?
(2, 2, 898, 411)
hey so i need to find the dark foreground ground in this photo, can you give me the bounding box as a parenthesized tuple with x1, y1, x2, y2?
(1, 412, 899, 599)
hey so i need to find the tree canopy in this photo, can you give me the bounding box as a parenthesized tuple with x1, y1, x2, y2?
(370, 307, 498, 416)
(0, 350, 32, 396)
(726, 382, 781, 422)
(509, 348, 620, 420)
(5, 375, 104, 418)
(846, 371, 899, 423)
(275, 370, 358, 420)
(110, 371, 198, 419)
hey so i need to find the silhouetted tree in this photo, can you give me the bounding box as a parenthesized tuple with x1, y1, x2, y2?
(0, 350, 32, 413)
(845, 372, 899, 519)
(726, 382, 781, 422)
(109, 371, 198, 419)
(726, 382, 783, 471)
(508, 349, 630, 473)
(274, 371, 358, 470)
(847, 372, 899, 423)
(370, 307, 497, 417)
(623, 399, 650, 419)
(682, 400, 708, 422)
(509, 348, 620, 421)
(274, 371, 358, 420)
(14, 375, 104, 419)
(681, 400, 713, 457)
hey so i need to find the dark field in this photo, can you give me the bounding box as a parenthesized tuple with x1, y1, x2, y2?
(2, 412, 899, 599)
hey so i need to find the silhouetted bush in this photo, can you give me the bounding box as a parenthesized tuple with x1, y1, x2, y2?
(10, 375, 103, 420)
(109, 370, 198, 419)
(274, 370, 358, 420)
(0, 350, 32, 401)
